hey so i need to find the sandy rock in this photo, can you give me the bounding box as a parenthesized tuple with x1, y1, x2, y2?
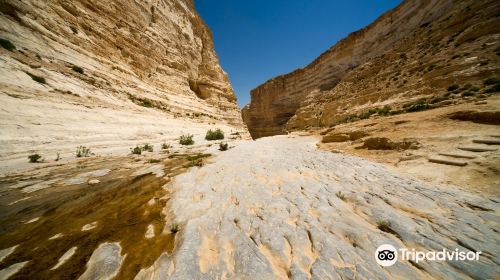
(140, 136, 498, 279)
(88, 179, 100, 185)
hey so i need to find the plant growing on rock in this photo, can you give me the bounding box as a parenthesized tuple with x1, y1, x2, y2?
(161, 143, 171, 150)
(219, 143, 228, 151)
(28, 154, 42, 163)
(205, 129, 224, 140)
(131, 146, 142, 155)
(76, 146, 91, 157)
(170, 223, 179, 233)
(142, 143, 153, 152)
(26, 72, 46, 84)
(72, 65, 84, 74)
(335, 191, 346, 201)
(179, 134, 194, 145)
(0, 38, 15, 51)
(447, 84, 459, 91)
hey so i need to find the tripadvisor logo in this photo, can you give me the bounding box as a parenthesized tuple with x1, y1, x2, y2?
(375, 244, 482, 267)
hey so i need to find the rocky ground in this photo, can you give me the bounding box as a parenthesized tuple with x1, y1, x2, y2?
(316, 95, 500, 196)
(0, 134, 498, 279)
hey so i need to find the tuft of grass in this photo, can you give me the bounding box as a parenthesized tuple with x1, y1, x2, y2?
(131, 146, 142, 155)
(376, 220, 392, 232)
(447, 84, 459, 91)
(483, 77, 500, 85)
(72, 65, 84, 74)
(0, 38, 15, 51)
(76, 146, 91, 157)
(170, 223, 179, 233)
(142, 143, 153, 152)
(219, 143, 228, 151)
(161, 143, 171, 150)
(28, 154, 42, 163)
(484, 84, 500, 93)
(205, 129, 224, 140)
(406, 102, 429, 112)
(179, 134, 194, 145)
(335, 191, 346, 201)
(26, 72, 46, 84)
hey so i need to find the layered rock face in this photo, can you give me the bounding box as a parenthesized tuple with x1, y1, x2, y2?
(0, 0, 246, 167)
(243, 0, 500, 138)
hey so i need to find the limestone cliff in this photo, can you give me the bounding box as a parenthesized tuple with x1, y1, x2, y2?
(243, 0, 500, 138)
(0, 0, 246, 166)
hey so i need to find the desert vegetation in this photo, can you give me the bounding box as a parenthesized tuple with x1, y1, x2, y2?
(76, 146, 91, 157)
(28, 154, 42, 163)
(179, 134, 194, 145)
(205, 128, 224, 140)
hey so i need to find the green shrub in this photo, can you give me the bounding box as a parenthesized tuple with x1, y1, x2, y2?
(377, 220, 392, 232)
(484, 84, 500, 93)
(447, 84, 459, 91)
(205, 129, 224, 140)
(28, 154, 42, 163)
(219, 143, 228, 151)
(483, 77, 500, 85)
(170, 223, 179, 233)
(131, 146, 142, 155)
(406, 102, 429, 112)
(335, 191, 346, 201)
(0, 38, 15, 51)
(179, 134, 194, 145)
(26, 72, 46, 84)
(161, 143, 171, 150)
(142, 143, 153, 152)
(72, 65, 84, 74)
(76, 146, 91, 157)
(461, 91, 474, 97)
(470, 86, 480, 92)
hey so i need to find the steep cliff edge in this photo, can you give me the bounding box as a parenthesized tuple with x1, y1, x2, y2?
(0, 0, 247, 169)
(243, 0, 500, 138)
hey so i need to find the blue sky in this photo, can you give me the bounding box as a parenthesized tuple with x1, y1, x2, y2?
(194, 0, 402, 107)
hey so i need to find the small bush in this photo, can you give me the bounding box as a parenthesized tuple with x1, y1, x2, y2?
(406, 102, 429, 112)
(161, 143, 171, 150)
(219, 143, 228, 151)
(205, 129, 224, 140)
(447, 84, 459, 91)
(72, 65, 84, 74)
(0, 38, 15, 51)
(26, 72, 46, 84)
(483, 77, 500, 85)
(142, 143, 153, 152)
(28, 154, 42, 163)
(148, 159, 161, 163)
(377, 220, 392, 232)
(335, 191, 346, 201)
(55, 153, 60, 161)
(179, 134, 194, 145)
(131, 146, 142, 155)
(479, 61, 489, 66)
(484, 84, 500, 93)
(76, 146, 91, 157)
(470, 86, 480, 92)
(461, 91, 474, 97)
(170, 223, 179, 233)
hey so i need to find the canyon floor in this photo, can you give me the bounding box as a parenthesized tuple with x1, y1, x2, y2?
(0, 122, 499, 279)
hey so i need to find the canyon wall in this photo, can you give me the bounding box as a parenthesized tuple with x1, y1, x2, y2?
(243, 0, 500, 138)
(0, 0, 246, 168)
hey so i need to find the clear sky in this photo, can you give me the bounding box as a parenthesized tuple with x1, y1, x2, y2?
(194, 0, 402, 107)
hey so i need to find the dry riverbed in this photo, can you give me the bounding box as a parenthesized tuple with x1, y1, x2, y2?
(0, 136, 498, 279)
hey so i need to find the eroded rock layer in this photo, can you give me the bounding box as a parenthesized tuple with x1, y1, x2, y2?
(0, 0, 246, 165)
(242, 0, 500, 138)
